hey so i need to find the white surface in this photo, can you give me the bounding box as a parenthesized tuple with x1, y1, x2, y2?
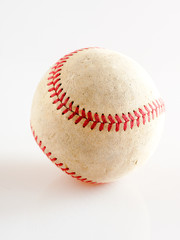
(0, 0, 180, 239)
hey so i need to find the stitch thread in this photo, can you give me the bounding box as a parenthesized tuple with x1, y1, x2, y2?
(31, 126, 97, 184)
(47, 47, 165, 132)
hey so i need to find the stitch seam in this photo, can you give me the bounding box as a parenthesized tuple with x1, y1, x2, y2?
(31, 126, 97, 184)
(47, 47, 165, 131)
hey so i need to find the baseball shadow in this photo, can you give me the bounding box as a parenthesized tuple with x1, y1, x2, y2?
(0, 154, 150, 239)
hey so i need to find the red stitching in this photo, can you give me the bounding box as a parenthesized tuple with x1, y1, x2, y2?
(47, 47, 165, 132)
(57, 88, 63, 96)
(62, 108, 69, 115)
(68, 112, 76, 120)
(50, 92, 57, 98)
(99, 123, 104, 131)
(133, 110, 141, 127)
(152, 101, 158, 117)
(122, 114, 129, 131)
(57, 103, 64, 110)
(53, 78, 60, 85)
(148, 103, 155, 120)
(55, 163, 63, 167)
(108, 114, 115, 124)
(50, 158, 57, 162)
(83, 119, 90, 127)
(128, 113, 135, 129)
(59, 92, 66, 102)
(75, 105, 79, 115)
(87, 111, 93, 121)
(31, 126, 97, 184)
(47, 81, 53, 86)
(138, 108, 146, 125)
(144, 105, 151, 122)
(53, 98, 59, 104)
(101, 114, 107, 123)
(95, 112, 100, 122)
(91, 121, 97, 130)
(41, 146, 46, 152)
(55, 83, 61, 92)
(68, 101, 73, 111)
(75, 116, 83, 124)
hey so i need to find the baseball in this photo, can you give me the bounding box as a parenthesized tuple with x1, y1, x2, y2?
(30, 47, 165, 183)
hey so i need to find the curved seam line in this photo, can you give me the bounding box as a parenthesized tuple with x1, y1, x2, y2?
(47, 47, 165, 132)
(31, 125, 98, 184)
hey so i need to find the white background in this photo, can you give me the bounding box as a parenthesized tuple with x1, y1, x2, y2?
(0, 0, 180, 239)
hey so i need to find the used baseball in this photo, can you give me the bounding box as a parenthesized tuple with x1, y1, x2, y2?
(31, 47, 165, 183)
